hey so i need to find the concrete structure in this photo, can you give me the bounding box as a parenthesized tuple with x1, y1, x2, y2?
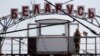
(27, 19, 78, 56)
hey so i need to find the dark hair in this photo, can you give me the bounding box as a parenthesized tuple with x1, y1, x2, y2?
(74, 29, 81, 36)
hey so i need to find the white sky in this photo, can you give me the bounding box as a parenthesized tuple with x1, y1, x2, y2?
(0, 0, 100, 54)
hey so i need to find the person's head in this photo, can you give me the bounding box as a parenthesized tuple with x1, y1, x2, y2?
(76, 29, 78, 31)
(76, 29, 79, 33)
(74, 28, 81, 36)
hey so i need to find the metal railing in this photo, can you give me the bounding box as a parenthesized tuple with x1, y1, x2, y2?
(0, 36, 100, 56)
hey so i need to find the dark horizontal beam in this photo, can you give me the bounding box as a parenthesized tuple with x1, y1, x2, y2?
(0, 22, 68, 34)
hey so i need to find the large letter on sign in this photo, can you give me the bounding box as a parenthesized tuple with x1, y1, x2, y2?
(66, 4, 74, 15)
(55, 3, 62, 13)
(45, 3, 51, 13)
(33, 4, 40, 15)
(22, 6, 29, 17)
(77, 6, 85, 18)
(11, 8, 18, 19)
(88, 8, 95, 19)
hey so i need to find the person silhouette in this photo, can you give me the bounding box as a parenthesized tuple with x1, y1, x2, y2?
(73, 28, 81, 53)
